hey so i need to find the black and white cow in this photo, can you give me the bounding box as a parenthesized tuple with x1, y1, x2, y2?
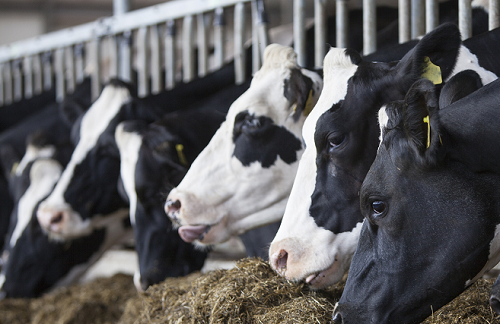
(115, 80, 249, 290)
(269, 23, 500, 289)
(36, 60, 241, 241)
(164, 44, 323, 247)
(332, 76, 500, 324)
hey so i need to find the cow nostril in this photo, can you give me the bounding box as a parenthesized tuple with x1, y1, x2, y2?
(490, 295, 500, 315)
(332, 312, 343, 324)
(50, 212, 64, 225)
(276, 250, 288, 272)
(166, 199, 181, 214)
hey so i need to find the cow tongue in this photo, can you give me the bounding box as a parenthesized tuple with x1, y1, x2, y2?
(179, 225, 209, 243)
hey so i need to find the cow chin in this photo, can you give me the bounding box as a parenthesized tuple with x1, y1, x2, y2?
(185, 216, 231, 247)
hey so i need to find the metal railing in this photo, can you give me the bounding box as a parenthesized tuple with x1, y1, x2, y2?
(0, 0, 270, 106)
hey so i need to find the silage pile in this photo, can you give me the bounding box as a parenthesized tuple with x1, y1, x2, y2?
(1, 258, 500, 323)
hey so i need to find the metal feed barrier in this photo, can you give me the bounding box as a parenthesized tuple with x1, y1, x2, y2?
(0, 0, 499, 107)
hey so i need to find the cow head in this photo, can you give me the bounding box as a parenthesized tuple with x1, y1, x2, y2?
(332, 79, 500, 323)
(268, 23, 474, 289)
(165, 44, 322, 246)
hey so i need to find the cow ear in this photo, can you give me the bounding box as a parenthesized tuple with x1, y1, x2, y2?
(439, 70, 483, 109)
(284, 68, 319, 121)
(402, 79, 443, 167)
(394, 22, 461, 88)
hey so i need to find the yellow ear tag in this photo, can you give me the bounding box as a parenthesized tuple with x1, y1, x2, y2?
(303, 90, 314, 117)
(422, 56, 442, 85)
(175, 144, 188, 166)
(10, 162, 19, 176)
(423, 115, 431, 149)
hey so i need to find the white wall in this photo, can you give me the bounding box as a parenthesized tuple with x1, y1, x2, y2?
(0, 12, 45, 46)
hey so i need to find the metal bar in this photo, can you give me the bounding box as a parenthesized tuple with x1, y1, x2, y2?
(256, 0, 269, 59)
(118, 31, 132, 83)
(89, 39, 101, 101)
(336, 0, 348, 48)
(74, 43, 85, 83)
(55, 48, 65, 102)
(23, 56, 33, 99)
(65, 46, 76, 93)
(491, 0, 500, 30)
(107, 36, 119, 80)
(459, 0, 472, 39)
(234, 2, 246, 84)
(165, 20, 176, 90)
(363, 0, 376, 55)
(0, 64, 3, 106)
(293, 0, 306, 67)
(113, 0, 130, 16)
(137, 26, 149, 97)
(183, 15, 195, 83)
(4, 61, 13, 105)
(251, 0, 261, 73)
(33, 54, 42, 94)
(399, 0, 411, 43)
(150, 24, 162, 94)
(197, 13, 208, 77)
(315, 0, 326, 66)
(411, 0, 425, 39)
(213, 8, 225, 70)
(42, 51, 52, 91)
(12, 59, 22, 102)
(426, 0, 438, 33)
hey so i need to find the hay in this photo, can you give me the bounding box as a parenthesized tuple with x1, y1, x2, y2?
(130, 257, 344, 324)
(0, 298, 31, 324)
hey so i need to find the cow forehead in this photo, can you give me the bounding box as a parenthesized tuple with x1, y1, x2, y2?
(302, 48, 358, 147)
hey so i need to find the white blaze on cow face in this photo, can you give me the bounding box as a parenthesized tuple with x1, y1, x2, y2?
(269, 47, 362, 289)
(165, 44, 322, 246)
(377, 105, 389, 148)
(115, 123, 142, 225)
(37, 83, 131, 240)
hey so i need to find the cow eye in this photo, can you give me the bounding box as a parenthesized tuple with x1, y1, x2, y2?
(328, 134, 345, 149)
(371, 201, 386, 215)
(243, 117, 261, 129)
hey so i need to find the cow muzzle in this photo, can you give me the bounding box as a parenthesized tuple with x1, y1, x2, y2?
(37, 208, 70, 234)
(36, 203, 91, 240)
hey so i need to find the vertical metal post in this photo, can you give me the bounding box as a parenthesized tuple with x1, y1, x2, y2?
(336, 0, 348, 48)
(12, 59, 22, 102)
(33, 54, 43, 95)
(399, 0, 411, 43)
(55, 48, 65, 102)
(294, 0, 306, 67)
(183, 15, 195, 83)
(23, 56, 33, 99)
(118, 31, 132, 83)
(411, 0, 425, 39)
(315, 0, 326, 67)
(90, 38, 102, 101)
(459, 0, 472, 39)
(256, 0, 270, 59)
(251, 0, 261, 73)
(0, 64, 3, 106)
(425, 0, 438, 33)
(4, 61, 13, 105)
(490, 0, 500, 30)
(42, 51, 52, 91)
(150, 24, 162, 94)
(113, 0, 130, 16)
(108, 36, 119, 80)
(234, 2, 247, 84)
(197, 13, 208, 77)
(65, 46, 76, 93)
(137, 26, 150, 97)
(74, 43, 85, 84)
(363, 0, 376, 55)
(165, 20, 176, 90)
(213, 8, 226, 70)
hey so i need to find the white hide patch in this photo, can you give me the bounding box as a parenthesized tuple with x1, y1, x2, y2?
(10, 159, 62, 247)
(377, 106, 389, 149)
(115, 123, 142, 225)
(38, 83, 131, 237)
(15, 144, 56, 177)
(466, 223, 500, 287)
(449, 45, 498, 85)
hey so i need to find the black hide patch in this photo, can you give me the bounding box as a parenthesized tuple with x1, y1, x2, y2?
(232, 111, 302, 168)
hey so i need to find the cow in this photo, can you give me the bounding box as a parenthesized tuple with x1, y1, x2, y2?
(332, 76, 500, 324)
(0, 131, 131, 298)
(115, 80, 250, 291)
(164, 44, 323, 247)
(268, 23, 500, 289)
(35, 58, 244, 241)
